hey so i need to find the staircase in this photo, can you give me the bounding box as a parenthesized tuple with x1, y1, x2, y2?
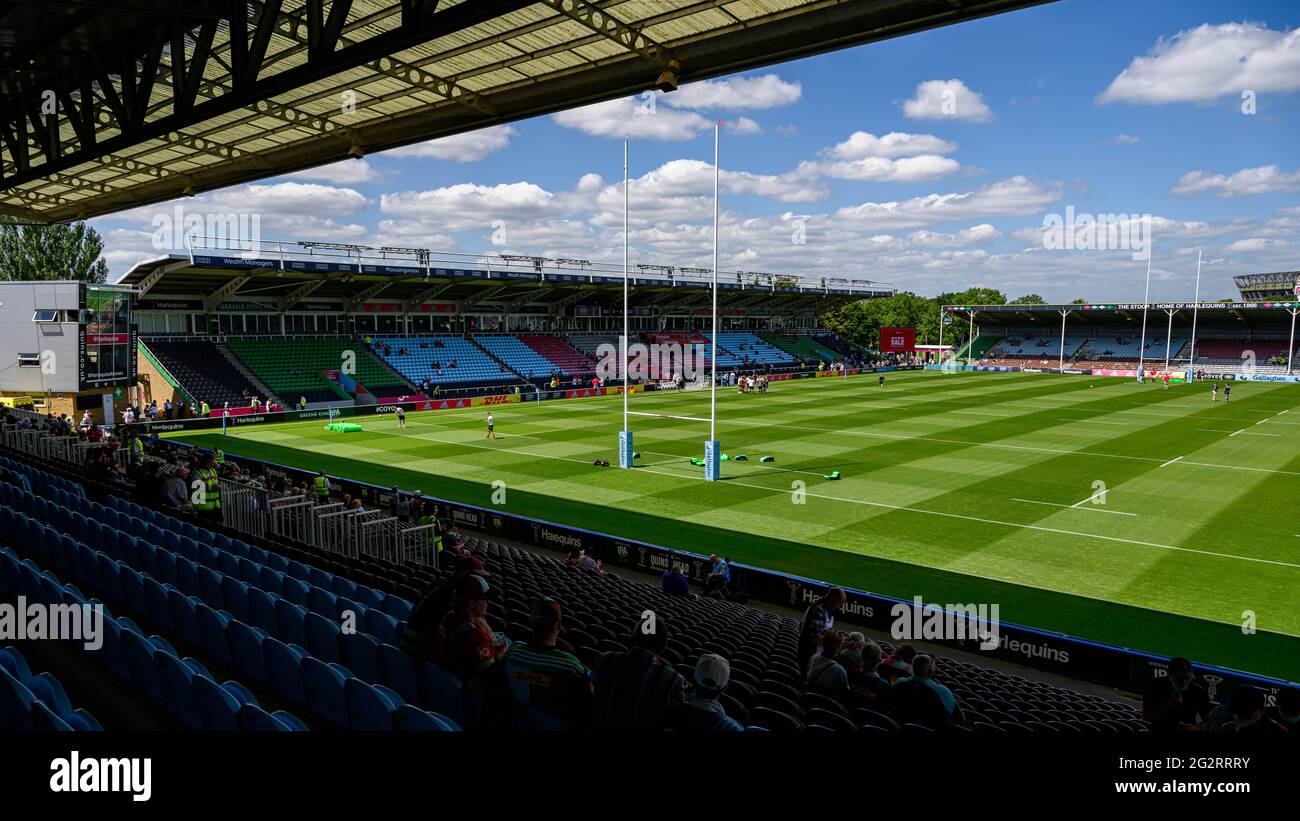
(214, 342, 281, 405)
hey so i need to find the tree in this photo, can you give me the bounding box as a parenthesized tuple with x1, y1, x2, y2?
(1070, 298, 1088, 304)
(0, 221, 109, 283)
(1010, 294, 1047, 304)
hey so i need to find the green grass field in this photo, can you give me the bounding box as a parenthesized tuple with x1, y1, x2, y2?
(168, 370, 1300, 682)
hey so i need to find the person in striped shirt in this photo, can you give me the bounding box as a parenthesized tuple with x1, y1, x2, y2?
(487, 597, 593, 729)
(593, 611, 687, 731)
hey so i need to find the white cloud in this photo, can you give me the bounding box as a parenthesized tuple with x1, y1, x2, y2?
(1225, 237, 1288, 253)
(726, 117, 762, 136)
(1099, 22, 1300, 105)
(833, 176, 1060, 231)
(813, 154, 962, 183)
(663, 74, 802, 110)
(553, 97, 713, 141)
(902, 79, 994, 122)
(1172, 165, 1300, 197)
(823, 130, 957, 160)
(380, 182, 569, 231)
(289, 160, 380, 184)
(1111, 133, 1141, 145)
(385, 125, 516, 162)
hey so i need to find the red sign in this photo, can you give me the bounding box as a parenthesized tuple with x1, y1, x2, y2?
(85, 333, 129, 345)
(879, 327, 915, 353)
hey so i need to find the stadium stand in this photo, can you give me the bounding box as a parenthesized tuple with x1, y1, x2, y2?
(1074, 336, 1188, 361)
(473, 335, 561, 380)
(0, 460, 461, 731)
(142, 339, 257, 409)
(1192, 338, 1291, 365)
(518, 335, 595, 376)
(0, 434, 1150, 734)
(227, 339, 410, 403)
(565, 333, 621, 360)
(984, 335, 1088, 359)
(0, 644, 101, 731)
(710, 333, 795, 366)
(369, 335, 513, 387)
(759, 332, 839, 363)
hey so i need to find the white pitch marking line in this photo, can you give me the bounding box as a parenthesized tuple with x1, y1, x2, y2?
(1012, 498, 1136, 516)
(1161, 456, 1184, 468)
(1197, 429, 1237, 434)
(1059, 418, 1126, 426)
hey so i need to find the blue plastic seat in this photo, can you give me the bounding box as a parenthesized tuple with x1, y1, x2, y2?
(197, 565, 224, 610)
(167, 590, 203, 648)
(263, 639, 307, 705)
(195, 604, 232, 664)
(344, 677, 399, 730)
(417, 662, 464, 724)
(190, 673, 241, 731)
(237, 703, 292, 731)
(381, 596, 412, 621)
(377, 643, 421, 706)
(93, 617, 130, 680)
(142, 576, 172, 626)
(393, 703, 458, 731)
(220, 576, 252, 624)
(120, 629, 164, 704)
(247, 587, 280, 635)
(29, 699, 74, 731)
(28, 672, 75, 719)
(340, 633, 381, 684)
(281, 578, 310, 608)
(155, 652, 203, 730)
(366, 610, 401, 646)
(228, 620, 270, 685)
(302, 657, 351, 727)
(0, 646, 34, 684)
(308, 586, 337, 618)
(275, 599, 309, 647)
(304, 612, 342, 664)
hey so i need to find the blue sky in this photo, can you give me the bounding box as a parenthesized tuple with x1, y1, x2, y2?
(99, 0, 1300, 302)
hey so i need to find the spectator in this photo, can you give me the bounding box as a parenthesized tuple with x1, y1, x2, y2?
(1220, 686, 1285, 734)
(1142, 657, 1210, 732)
(576, 551, 603, 574)
(432, 574, 505, 682)
(661, 654, 744, 732)
(845, 639, 889, 701)
(797, 586, 845, 672)
(702, 554, 729, 597)
(1267, 687, 1300, 732)
(806, 630, 848, 695)
(879, 643, 916, 684)
(660, 563, 691, 598)
(483, 598, 593, 729)
(891, 655, 963, 729)
(565, 547, 583, 568)
(401, 556, 486, 663)
(593, 611, 687, 730)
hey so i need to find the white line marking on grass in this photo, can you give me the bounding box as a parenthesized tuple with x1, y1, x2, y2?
(1012, 498, 1136, 516)
(1161, 456, 1184, 468)
(1198, 429, 1238, 434)
(1230, 429, 1246, 437)
(1058, 418, 1127, 426)
(628, 411, 712, 423)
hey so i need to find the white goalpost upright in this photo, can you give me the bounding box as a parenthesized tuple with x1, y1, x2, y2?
(618, 137, 635, 468)
(704, 121, 722, 481)
(1137, 250, 1152, 382)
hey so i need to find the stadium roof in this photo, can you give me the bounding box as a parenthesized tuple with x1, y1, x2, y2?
(121, 241, 891, 313)
(0, 0, 1048, 224)
(945, 301, 1300, 330)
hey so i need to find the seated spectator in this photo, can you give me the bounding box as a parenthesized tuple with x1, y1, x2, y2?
(845, 639, 889, 702)
(878, 643, 916, 684)
(702, 554, 729, 597)
(806, 630, 848, 695)
(1220, 686, 1286, 734)
(661, 654, 744, 732)
(1142, 656, 1210, 732)
(660, 563, 691, 598)
(797, 586, 845, 673)
(1267, 686, 1300, 731)
(890, 655, 963, 729)
(593, 611, 687, 730)
(401, 556, 485, 662)
(481, 598, 593, 729)
(565, 547, 583, 568)
(432, 573, 505, 682)
(576, 551, 603, 574)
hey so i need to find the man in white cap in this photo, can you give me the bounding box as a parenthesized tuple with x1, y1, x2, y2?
(661, 653, 743, 731)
